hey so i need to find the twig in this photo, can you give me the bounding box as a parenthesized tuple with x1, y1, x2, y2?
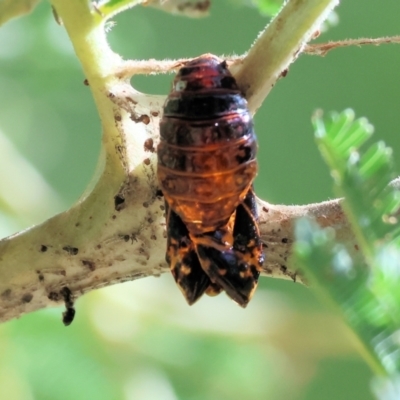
(116, 35, 400, 80)
(0, 0, 366, 325)
(305, 36, 400, 56)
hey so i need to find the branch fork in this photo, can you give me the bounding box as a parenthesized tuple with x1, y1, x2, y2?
(0, 0, 347, 323)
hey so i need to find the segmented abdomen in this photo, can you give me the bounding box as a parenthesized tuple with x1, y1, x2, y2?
(157, 56, 258, 234)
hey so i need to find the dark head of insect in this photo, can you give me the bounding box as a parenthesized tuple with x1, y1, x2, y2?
(157, 54, 264, 307)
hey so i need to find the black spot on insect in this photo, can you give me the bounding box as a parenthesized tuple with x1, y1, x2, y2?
(38, 274, 44, 282)
(157, 55, 264, 307)
(114, 194, 125, 211)
(40, 245, 48, 252)
(280, 265, 287, 273)
(22, 293, 33, 303)
(281, 238, 288, 243)
(235, 144, 254, 164)
(63, 246, 79, 255)
(83, 78, 89, 86)
(220, 75, 237, 88)
(156, 189, 163, 198)
(60, 287, 75, 326)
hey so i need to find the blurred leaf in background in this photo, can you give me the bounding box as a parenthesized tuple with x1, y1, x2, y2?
(1, 0, 400, 399)
(294, 110, 400, 381)
(249, 0, 283, 16)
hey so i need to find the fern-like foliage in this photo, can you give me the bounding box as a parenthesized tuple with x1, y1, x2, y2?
(314, 109, 400, 257)
(294, 110, 400, 392)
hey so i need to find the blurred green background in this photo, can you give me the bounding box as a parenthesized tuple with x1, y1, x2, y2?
(0, 1, 399, 399)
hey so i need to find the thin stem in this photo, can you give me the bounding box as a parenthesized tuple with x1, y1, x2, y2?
(116, 34, 400, 80)
(305, 36, 400, 56)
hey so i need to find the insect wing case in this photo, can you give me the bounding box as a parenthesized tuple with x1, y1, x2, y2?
(158, 55, 264, 306)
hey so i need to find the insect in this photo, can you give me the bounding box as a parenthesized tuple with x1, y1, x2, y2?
(157, 54, 264, 307)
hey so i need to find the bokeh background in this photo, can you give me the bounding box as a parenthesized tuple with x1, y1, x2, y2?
(0, 1, 400, 399)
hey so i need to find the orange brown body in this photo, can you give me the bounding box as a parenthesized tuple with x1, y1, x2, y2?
(157, 55, 264, 307)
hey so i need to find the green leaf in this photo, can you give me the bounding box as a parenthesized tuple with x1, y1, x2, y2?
(313, 109, 400, 260)
(294, 219, 400, 376)
(294, 110, 400, 381)
(372, 375, 400, 400)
